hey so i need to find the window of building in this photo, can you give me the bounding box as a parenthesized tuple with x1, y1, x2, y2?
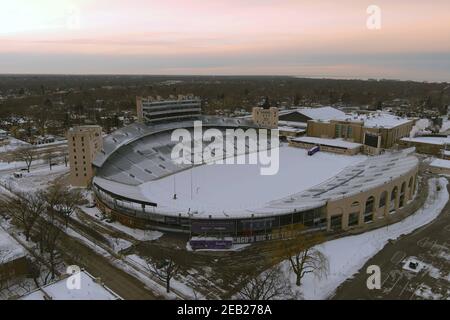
(390, 187, 398, 212)
(364, 196, 375, 223)
(348, 212, 359, 226)
(379, 191, 387, 207)
(365, 196, 375, 214)
(330, 215, 342, 231)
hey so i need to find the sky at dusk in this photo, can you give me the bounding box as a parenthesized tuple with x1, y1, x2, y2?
(0, 0, 449, 81)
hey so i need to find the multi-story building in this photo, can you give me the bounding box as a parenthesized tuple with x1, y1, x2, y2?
(67, 125, 103, 187)
(252, 97, 279, 128)
(306, 112, 414, 153)
(136, 95, 201, 124)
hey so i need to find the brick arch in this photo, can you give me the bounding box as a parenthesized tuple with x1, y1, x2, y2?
(390, 185, 399, 213)
(408, 175, 415, 200)
(364, 195, 376, 223)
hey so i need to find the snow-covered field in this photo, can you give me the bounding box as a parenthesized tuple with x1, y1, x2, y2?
(277, 177, 448, 300)
(139, 146, 366, 216)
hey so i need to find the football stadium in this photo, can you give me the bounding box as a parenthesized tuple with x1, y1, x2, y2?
(90, 96, 419, 244)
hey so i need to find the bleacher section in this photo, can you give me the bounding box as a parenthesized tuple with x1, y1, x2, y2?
(94, 116, 263, 186)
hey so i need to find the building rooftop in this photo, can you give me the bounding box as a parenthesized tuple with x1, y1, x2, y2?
(291, 136, 363, 149)
(280, 106, 347, 122)
(357, 112, 413, 129)
(0, 226, 26, 264)
(401, 136, 450, 146)
(430, 158, 450, 169)
(20, 270, 122, 300)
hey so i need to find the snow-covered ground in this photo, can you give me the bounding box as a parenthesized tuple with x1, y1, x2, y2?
(127, 254, 204, 299)
(276, 177, 448, 300)
(0, 137, 29, 153)
(139, 146, 366, 216)
(0, 164, 69, 193)
(79, 205, 163, 242)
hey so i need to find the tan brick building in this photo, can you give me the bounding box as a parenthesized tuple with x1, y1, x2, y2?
(67, 125, 103, 187)
(252, 106, 278, 128)
(306, 113, 414, 152)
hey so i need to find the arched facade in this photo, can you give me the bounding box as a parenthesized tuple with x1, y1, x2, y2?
(326, 167, 419, 231)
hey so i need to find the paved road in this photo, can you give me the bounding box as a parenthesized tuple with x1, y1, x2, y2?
(58, 231, 161, 300)
(332, 179, 450, 300)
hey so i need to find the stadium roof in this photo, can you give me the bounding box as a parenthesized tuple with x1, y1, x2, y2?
(262, 148, 418, 214)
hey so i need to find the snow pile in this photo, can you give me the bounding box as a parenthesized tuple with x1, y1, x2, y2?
(278, 177, 448, 300)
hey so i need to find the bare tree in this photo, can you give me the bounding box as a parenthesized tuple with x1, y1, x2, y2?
(43, 149, 55, 171)
(238, 266, 293, 300)
(12, 146, 37, 173)
(45, 183, 83, 227)
(146, 257, 180, 293)
(275, 226, 329, 287)
(0, 254, 8, 293)
(39, 219, 63, 280)
(288, 246, 328, 287)
(2, 191, 46, 241)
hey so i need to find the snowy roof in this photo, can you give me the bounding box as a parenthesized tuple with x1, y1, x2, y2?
(357, 112, 412, 129)
(308, 111, 413, 129)
(430, 159, 450, 169)
(0, 227, 26, 264)
(401, 136, 450, 146)
(278, 126, 306, 133)
(93, 176, 155, 205)
(20, 271, 122, 300)
(263, 148, 418, 213)
(280, 106, 346, 121)
(291, 136, 362, 149)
